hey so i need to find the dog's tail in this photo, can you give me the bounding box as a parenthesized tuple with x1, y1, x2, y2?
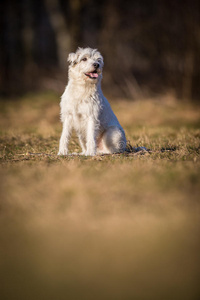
(125, 141, 148, 153)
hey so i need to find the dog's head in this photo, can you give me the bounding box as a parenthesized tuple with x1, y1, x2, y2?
(68, 47, 104, 84)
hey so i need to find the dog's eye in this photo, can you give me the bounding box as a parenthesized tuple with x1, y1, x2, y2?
(82, 58, 87, 62)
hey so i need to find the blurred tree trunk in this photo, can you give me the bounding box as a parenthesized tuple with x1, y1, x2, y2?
(21, 0, 36, 87)
(182, 51, 194, 101)
(181, 0, 200, 101)
(67, 0, 82, 49)
(44, 0, 71, 69)
(0, 0, 24, 95)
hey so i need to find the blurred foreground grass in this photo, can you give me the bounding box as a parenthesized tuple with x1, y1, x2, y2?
(0, 93, 200, 300)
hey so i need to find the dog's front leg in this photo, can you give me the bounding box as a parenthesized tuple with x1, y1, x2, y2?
(58, 116, 72, 155)
(85, 117, 97, 156)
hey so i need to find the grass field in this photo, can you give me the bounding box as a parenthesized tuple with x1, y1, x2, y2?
(0, 92, 200, 300)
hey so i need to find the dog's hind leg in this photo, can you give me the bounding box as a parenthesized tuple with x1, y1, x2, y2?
(102, 126, 126, 154)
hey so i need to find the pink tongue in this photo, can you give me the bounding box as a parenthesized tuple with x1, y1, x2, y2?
(89, 72, 98, 78)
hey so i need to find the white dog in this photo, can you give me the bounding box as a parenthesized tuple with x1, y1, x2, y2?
(58, 47, 126, 156)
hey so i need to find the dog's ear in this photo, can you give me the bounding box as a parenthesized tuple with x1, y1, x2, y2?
(68, 53, 77, 65)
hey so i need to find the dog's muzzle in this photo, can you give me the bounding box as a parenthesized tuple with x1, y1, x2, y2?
(85, 63, 100, 79)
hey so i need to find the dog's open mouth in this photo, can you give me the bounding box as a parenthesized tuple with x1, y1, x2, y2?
(85, 70, 99, 79)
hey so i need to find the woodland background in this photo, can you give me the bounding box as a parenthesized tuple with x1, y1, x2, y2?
(0, 0, 200, 100)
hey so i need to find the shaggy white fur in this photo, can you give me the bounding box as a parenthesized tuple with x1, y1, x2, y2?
(58, 47, 126, 156)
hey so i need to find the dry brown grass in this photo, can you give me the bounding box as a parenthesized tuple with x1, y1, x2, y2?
(0, 92, 200, 300)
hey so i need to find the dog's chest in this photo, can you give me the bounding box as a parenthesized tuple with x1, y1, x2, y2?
(73, 97, 101, 120)
(71, 97, 100, 133)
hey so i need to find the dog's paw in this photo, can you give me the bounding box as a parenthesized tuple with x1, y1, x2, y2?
(57, 150, 68, 156)
(84, 151, 96, 156)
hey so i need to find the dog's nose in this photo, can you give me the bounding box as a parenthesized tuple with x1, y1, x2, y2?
(93, 63, 99, 69)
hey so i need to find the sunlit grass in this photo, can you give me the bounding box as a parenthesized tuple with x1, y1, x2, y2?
(0, 92, 200, 300)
